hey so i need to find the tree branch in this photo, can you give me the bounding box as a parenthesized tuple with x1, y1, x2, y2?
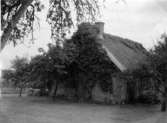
(1, 0, 34, 51)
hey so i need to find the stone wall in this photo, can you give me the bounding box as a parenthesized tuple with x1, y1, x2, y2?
(92, 77, 127, 104)
(112, 77, 127, 104)
(55, 76, 128, 104)
(92, 84, 114, 103)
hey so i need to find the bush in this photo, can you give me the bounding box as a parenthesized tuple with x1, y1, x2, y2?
(137, 90, 159, 104)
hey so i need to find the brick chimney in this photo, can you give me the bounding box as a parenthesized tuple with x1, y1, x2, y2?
(95, 22, 104, 40)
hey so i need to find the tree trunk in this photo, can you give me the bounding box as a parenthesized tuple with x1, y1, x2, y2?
(77, 83, 84, 102)
(54, 82, 58, 97)
(87, 87, 93, 100)
(40, 88, 46, 96)
(49, 81, 58, 100)
(19, 87, 23, 97)
(161, 100, 166, 112)
(77, 73, 86, 102)
(160, 86, 166, 112)
(161, 97, 166, 112)
(1, 0, 33, 51)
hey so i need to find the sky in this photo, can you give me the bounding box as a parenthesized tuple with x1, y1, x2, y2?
(0, 0, 167, 70)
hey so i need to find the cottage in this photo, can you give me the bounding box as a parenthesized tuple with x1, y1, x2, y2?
(92, 22, 148, 103)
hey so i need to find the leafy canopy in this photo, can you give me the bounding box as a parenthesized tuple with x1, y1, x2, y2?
(1, 0, 100, 50)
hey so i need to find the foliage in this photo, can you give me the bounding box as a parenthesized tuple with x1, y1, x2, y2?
(1, 0, 44, 46)
(11, 57, 29, 88)
(149, 34, 167, 111)
(118, 34, 167, 108)
(2, 69, 15, 87)
(66, 23, 118, 98)
(26, 41, 77, 97)
(2, 57, 30, 96)
(119, 65, 158, 103)
(47, 0, 99, 39)
(30, 23, 118, 99)
(3, 22, 118, 100)
(150, 34, 167, 83)
(1, 0, 100, 50)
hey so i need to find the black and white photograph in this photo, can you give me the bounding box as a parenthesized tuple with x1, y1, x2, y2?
(0, 0, 167, 122)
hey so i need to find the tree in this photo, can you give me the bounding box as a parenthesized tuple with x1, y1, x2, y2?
(27, 42, 76, 98)
(150, 34, 167, 112)
(123, 34, 167, 111)
(26, 23, 118, 101)
(1, 0, 100, 50)
(10, 57, 29, 96)
(2, 69, 15, 87)
(28, 54, 50, 92)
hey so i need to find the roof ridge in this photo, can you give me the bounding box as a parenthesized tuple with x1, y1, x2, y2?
(100, 33, 148, 70)
(103, 33, 147, 52)
(104, 33, 142, 46)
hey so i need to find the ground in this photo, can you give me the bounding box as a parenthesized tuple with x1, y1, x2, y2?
(0, 95, 166, 123)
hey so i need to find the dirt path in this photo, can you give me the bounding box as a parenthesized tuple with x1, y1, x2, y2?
(0, 95, 166, 123)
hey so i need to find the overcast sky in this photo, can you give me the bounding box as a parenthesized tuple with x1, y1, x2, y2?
(0, 0, 167, 70)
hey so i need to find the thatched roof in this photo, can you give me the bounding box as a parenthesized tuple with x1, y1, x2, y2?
(99, 33, 148, 72)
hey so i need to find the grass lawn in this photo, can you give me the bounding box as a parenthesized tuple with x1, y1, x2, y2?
(0, 95, 166, 123)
